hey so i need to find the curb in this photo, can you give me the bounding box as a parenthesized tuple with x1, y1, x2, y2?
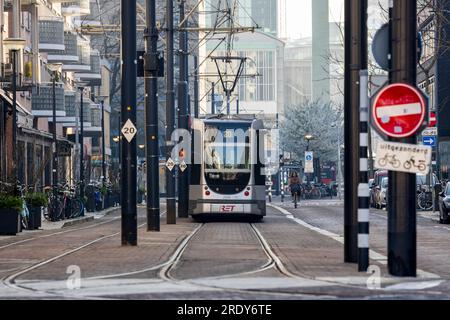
(61, 216, 95, 228)
(61, 207, 121, 228)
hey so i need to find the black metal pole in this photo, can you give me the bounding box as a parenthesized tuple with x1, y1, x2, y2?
(79, 87, 85, 206)
(145, 0, 161, 231)
(165, 0, 177, 224)
(194, 56, 199, 119)
(178, 0, 189, 218)
(211, 81, 215, 114)
(12, 50, 17, 189)
(358, 70, 370, 272)
(388, 0, 417, 277)
(344, 0, 367, 263)
(121, 0, 138, 246)
(101, 100, 106, 187)
(52, 72, 58, 220)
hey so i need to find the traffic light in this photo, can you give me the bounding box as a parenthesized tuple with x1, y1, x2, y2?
(179, 148, 185, 160)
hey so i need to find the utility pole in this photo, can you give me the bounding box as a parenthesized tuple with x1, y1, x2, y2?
(101, 100, 106, 187)
(52, 70, 58, 220)
(194, 56, 199, 118)
(344, 0, 367, 264)
(178, 0, 189, 218)
(211, 81, 215, 114)
(166, 0, 176, 224)
(121, 0, 138, 246)
(79, 87, 85, 205)
(145, 0, 161, 231)
(388, 0, 417, 277)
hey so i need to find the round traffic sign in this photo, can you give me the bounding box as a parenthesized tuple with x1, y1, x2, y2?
(372, 83, 427, 138)
(429, 111, 436, 127)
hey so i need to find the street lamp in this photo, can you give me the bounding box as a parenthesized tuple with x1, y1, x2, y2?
(77, 82, 88, 206)
(4, 38, 26, 191)
(96, 95, 109, 188)
(47, 62, 63, 220)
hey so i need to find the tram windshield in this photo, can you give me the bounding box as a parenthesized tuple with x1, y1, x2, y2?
(204, 122, 251, 190)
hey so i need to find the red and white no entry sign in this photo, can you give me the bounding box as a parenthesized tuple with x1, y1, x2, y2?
(429, 111, 437, 128)
(372, 83, 427, 138)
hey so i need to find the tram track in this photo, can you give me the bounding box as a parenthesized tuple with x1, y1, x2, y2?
(1, 211, 168, 299)
(2, 210, 443, 299)
(0, 210, 122, 251)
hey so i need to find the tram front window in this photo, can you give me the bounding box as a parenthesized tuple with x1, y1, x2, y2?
(204, 123, 251, 194)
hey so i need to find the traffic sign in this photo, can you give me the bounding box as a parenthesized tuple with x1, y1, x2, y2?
(422, 136, 436, 147)
(372, 23, 423, 71)
(429, 111, 437, 127)
(422, 127, 437, 137)
(375, 141, 432, 175)
(305, 151, 314, 174)
(121, 119, 137, 142)
(166, 157, 175, 171)
(179, 160, 187, 173)
(372, 83, 427, 139)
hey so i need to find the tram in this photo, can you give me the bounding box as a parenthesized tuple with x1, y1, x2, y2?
(189, 115, 267, 221)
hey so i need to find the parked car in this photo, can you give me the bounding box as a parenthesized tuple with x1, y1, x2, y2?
(374, 177, 388, 209)
(370, 170, 387, 208)
(438, 182, 450, 224)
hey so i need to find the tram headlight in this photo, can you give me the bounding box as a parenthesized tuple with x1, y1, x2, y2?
(205, 190, 211, 196)
(244, 191, 250, 197)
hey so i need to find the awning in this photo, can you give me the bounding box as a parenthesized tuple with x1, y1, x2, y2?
(0, 88, 32, 116)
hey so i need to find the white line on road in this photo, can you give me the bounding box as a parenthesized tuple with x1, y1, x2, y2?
(268, 203, 440, 280)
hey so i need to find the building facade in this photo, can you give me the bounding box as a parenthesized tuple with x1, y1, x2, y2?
(0, 0, 111, 190)
(199, 0, 284, 124)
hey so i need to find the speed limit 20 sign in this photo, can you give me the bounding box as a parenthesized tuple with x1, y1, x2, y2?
(121, 119, 138, 142)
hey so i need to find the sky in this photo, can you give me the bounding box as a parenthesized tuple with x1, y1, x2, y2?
(286, 0, 344, 39)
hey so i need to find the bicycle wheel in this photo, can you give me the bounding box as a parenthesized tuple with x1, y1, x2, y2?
(311, 188, 321, 200)
(69, 198, 84, 218)
(418, 193, 433, 211)
(48, 197, 63, 221)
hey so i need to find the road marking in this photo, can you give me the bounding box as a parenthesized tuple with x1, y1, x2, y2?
(268, 203, 440, 280)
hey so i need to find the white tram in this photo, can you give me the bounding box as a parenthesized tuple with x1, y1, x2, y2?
(189, 116, 267, 221)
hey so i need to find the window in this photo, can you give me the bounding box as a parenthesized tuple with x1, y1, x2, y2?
(203, 122, 252, 194)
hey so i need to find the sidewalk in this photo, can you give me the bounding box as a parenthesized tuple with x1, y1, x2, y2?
(41, 206, 120, 230)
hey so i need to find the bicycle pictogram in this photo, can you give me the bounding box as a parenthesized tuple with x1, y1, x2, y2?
(377, 154, 401, 168)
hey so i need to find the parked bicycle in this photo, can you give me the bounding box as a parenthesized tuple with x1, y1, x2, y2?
(44, 182, 84, 221)
(302, 184, 321, 200)
(0, 181, 31, 229)
(417, 185, 433, 211)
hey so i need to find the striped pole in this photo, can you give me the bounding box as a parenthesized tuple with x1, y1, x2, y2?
(358, 69, 370, 272)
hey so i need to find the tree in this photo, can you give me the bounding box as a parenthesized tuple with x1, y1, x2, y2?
(280, 101, 342, 163)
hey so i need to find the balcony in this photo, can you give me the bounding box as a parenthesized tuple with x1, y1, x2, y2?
(75, 51, 101, 86)
(58, 91, 95, 128)
(75, 0, 101, 27)
(31, 83, 66, 118)
(86, 103, 102, 132)
(61, 0, 90, 17)
(47, 32, 79, 63)
(62, 39, 91, 72)
(39, 18, 65, 52)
